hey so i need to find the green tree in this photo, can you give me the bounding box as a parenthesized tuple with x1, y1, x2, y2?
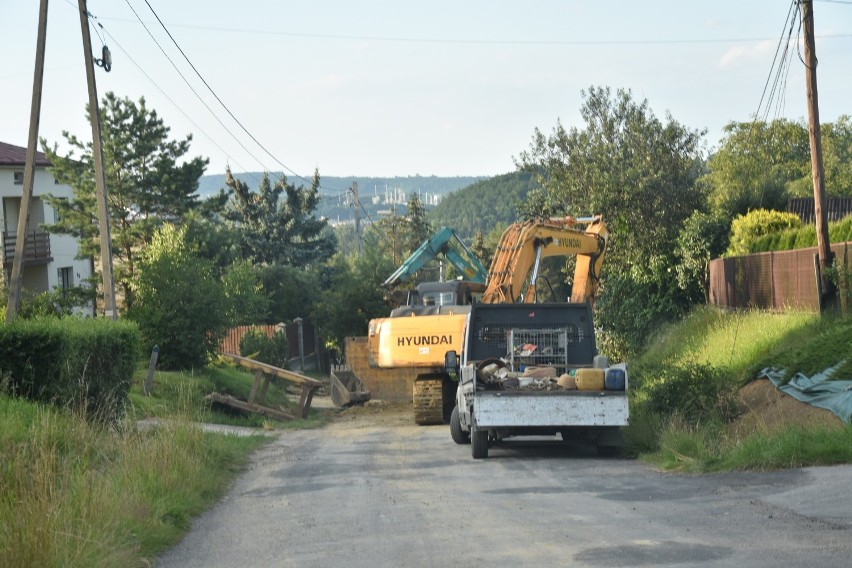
(369, 209, 409, 267)
(222, 168, 335, 266)
(222, 260, 269, 325)
(43, 92, 209, 310)
(515, 86, 706, 354)
(515, 86, 706, 272)
(312, 232, 395, 351)
(675, 211, 730, 303)
(127, 224, 228, 370)
(700, 117, 852, 218)
(405, 193, 433, 253)
(700, 119, 809, 216)
(259, 264, 320, 324)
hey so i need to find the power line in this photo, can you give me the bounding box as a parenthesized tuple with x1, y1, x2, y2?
(97, 16, 852, 46)
(140, 0, 336, 191)
(754, 0, 799, 123)
(122, 0, 273, 175)
(98, 24, 263, 186)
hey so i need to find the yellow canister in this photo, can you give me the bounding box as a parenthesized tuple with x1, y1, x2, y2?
(575, 368, 605, 391)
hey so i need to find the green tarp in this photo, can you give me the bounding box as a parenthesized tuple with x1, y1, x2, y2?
(758, 364, 852, 424)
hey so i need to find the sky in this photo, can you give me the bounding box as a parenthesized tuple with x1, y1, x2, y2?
(1, 0, 851, 179)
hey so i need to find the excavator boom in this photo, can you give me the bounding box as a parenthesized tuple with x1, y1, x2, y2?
(482, 215, 607, 305)
(383, 227, 488, 288)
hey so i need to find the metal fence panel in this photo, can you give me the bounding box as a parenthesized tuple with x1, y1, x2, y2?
(709, 242, 852, 311)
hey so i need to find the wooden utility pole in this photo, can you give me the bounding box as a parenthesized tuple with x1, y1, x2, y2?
(801, 0, 835, 311)
(6, 0, 49, 323)
(78, 0, 117, 319)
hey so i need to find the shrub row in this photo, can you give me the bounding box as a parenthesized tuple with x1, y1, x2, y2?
(750, 215, 852, 253)
(0, 318, 141, 420)
(239, 327, 289, 369)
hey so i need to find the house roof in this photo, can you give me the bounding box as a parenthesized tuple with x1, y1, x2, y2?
(0, 141, 50, 167)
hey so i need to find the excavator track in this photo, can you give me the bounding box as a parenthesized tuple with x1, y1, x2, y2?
(413, 377, 444, 425)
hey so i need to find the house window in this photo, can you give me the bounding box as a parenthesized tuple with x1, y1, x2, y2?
(13, 172, 24, 185)
(58, 267, 73, 293)
(53, 198, 68, 223)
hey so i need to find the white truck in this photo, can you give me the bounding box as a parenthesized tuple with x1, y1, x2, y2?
(446, 302, 629, 459)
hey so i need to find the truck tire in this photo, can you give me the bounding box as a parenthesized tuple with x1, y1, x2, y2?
(450, 405, 470, 445)
(471, 414, 488, 459)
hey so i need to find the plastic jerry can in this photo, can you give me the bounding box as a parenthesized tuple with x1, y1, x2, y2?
(575, 368, 605, 391)
(605, 368, 626, 391)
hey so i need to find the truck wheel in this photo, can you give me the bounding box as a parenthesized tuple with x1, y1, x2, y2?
(450, 405, 470, 445)
(596, 445, 620, 457)
(471, 415, 488, 459)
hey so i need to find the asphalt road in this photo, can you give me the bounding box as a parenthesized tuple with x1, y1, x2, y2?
(157, 405, 852, 568)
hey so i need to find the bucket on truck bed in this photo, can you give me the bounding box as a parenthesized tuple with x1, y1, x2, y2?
(330, 368, 371, 407)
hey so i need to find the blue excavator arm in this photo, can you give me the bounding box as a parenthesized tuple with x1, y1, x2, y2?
(383, 227, 488, 288)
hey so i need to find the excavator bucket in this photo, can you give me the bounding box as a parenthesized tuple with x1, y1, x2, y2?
(330, 368, 371, 407)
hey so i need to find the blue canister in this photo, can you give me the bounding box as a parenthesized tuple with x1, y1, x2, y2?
(605, 368, 626, 391)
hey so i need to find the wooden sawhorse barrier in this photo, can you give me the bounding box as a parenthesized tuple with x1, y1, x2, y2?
(209, 353, 325, 420)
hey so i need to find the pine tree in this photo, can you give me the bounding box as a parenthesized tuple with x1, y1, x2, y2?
(222, 168, 335, 266)
(42, 92, 209, 310)
(405, 193, 432, 254)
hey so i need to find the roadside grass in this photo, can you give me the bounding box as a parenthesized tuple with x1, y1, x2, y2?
(628, 306, 852, 472)
(652, 420, 852, 473)
(635, 305, 818, 377)
(2, 361, 333, 567)
(0, 395, 267, 567)
(128, 363, 331, 429)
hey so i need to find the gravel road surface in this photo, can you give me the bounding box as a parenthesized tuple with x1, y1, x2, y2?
(157, 402, 852, 567)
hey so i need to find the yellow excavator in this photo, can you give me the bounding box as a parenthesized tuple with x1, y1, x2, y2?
(367, 215, 608, 424)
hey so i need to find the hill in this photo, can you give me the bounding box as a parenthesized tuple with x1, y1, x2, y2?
(428, 171, 539, 239)
(196, 173, 487, 223)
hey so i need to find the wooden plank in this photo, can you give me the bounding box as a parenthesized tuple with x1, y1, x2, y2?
(257, 374, 272, 405)
(248, 369, 263, 404)
(298, 385, 315, 419)
(221, 353, 324, 388)
(206, 392, 296, 421)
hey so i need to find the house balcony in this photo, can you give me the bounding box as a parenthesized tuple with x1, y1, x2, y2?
(3, 230, 53, 267)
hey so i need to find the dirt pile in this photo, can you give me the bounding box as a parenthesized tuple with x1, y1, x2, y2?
(730, 378, 843, 437)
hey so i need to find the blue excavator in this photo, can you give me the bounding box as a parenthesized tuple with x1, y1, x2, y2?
(382, 227, 489, 317)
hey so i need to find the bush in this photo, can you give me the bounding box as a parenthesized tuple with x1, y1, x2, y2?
(726, 209, 803, 256)
(830, 216, 852, 243)
(675, 210, 730, 303)
(639, 362, 739, 425)
(596, 272, 692, 360)
(239, 327, 289, 369)
(736, 214, 852, 254)
(128, 224, 229, 370)
(0, 318, 140, 419)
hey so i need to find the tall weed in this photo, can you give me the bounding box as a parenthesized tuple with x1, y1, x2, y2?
(0, 396, 265, 567)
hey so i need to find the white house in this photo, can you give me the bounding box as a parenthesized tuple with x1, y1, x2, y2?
(0, 141, 94, 316)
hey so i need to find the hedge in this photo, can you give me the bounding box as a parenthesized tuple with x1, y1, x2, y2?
(747, 214, 852, 254)
(0, 318, 141, 420)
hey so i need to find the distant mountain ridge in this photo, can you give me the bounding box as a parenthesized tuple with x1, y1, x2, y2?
(197, 173, 486, 199)
(197, 173, 488, 222)
(429, 172, 539, 239)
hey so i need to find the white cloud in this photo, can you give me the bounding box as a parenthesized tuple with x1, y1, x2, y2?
(719, 38, 794, 68)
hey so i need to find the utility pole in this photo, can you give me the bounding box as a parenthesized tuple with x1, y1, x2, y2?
(801, 0, 835, 311)
(6, 0, 49, 323)
(351, 181, 362, 255)
(78, 0, 117, 319)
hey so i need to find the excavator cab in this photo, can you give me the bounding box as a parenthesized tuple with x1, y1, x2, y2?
(390, 280, 486, 317)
